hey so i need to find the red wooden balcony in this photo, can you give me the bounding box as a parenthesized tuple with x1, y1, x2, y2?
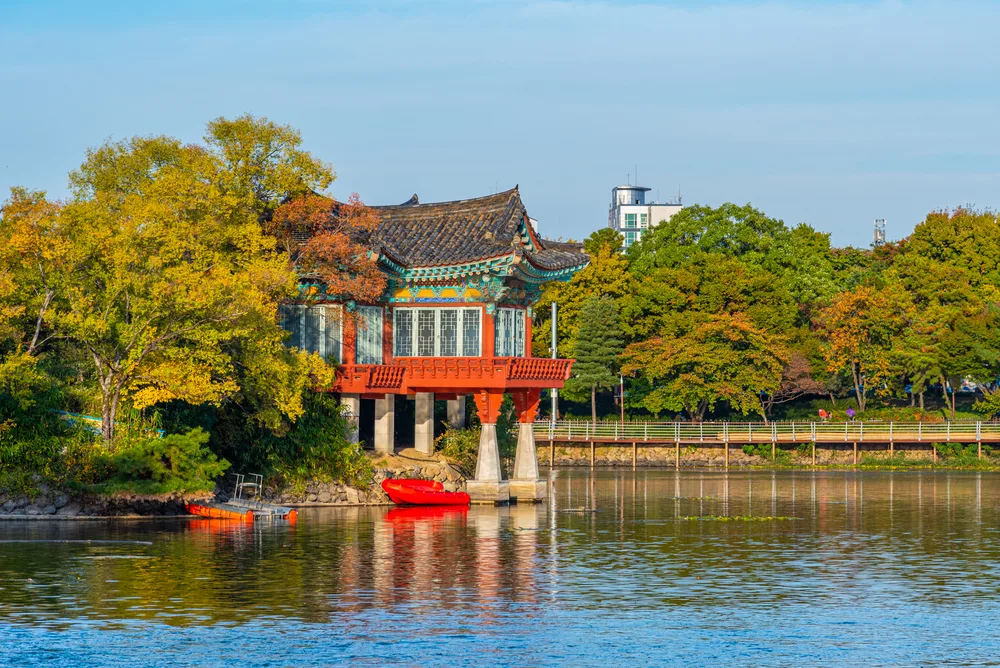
(332, 357, 573, 395)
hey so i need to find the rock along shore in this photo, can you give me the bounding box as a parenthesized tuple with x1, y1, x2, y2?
(0, 449, 468, 520)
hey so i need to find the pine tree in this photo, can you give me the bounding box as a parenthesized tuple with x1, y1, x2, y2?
(564, 297, 624, 424)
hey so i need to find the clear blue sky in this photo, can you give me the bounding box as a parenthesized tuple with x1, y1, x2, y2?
(2, 0, 997, 247)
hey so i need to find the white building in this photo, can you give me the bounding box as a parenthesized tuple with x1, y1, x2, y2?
(608, 185, 682, 248)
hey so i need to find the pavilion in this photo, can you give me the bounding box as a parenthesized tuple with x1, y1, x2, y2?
(280, 187, 589, 502)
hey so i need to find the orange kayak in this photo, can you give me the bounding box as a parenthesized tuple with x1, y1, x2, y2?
(381, 479, 470, 506)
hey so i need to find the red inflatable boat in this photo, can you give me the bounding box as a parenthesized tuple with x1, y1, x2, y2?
(381, 478, 471, 506)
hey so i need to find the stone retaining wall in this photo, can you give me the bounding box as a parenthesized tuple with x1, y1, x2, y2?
(535, 442, 939, 467)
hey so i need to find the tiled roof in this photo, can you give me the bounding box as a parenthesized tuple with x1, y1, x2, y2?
(370, 187, 588, 272)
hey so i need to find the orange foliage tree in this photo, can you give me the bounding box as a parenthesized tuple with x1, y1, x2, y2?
(269, 193, 386, 304)
(819, 285, 909, 412)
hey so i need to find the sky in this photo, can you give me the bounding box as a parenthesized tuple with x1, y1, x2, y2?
(1, 0, 998, 247)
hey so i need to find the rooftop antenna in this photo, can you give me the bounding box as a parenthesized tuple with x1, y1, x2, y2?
(874, 218, 886, 247)
(627, 172, 630, 186)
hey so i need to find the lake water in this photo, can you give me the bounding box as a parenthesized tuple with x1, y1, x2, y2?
(3, 469, 1000, 666)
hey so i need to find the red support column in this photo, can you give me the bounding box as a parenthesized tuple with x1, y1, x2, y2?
(473, 389, 504, 425)
(524, 308, 533, 357)
(482, 306, 495, 358)
(342, 312, 357, 365)
(512, 389, 541, 424)
(382, 307, 394, 364)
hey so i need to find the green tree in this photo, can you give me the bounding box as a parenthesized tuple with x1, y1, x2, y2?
(563, 297, 624, 423)
(205, 114, 334, 225)
(621, 313, 786, 421)
(12, 132, 332, 445)
(533, 229, 632, 356)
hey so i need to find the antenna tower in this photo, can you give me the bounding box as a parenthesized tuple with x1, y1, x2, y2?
(874, 218, 886, 247)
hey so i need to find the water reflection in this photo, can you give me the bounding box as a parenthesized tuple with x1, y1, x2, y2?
(3, 470, 1000, 664)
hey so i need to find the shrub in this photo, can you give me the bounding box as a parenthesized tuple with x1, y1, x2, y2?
(252, 392, 372, 488)
(933, 442, 994, 468)
(91, 428, 229, 495)
(436, 427, 481, 475)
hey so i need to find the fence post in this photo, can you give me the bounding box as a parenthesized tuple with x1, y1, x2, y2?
(918, 423, 922, 441)
(700, 423, 704, 443)
(947, 422, 951, 442)
(811, 422, 816, 441)
(792, 423, 796, 441)
(860, 422, 864, 442)
(644, 422, 648, 442)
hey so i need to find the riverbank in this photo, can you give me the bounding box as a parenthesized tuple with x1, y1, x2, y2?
(537, 443, 1000, 470)
(0, 448, 469, 520)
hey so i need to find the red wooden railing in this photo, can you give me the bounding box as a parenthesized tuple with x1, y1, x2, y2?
(332, 357, 574, 394)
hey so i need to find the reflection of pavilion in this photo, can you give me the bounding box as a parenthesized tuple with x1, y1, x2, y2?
(367, 505, 543, 610)
(286, 188, 588, 502)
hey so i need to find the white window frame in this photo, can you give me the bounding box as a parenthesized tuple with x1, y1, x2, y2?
(494, 307, 526, 357)
(280, 303, 343, 363)
(392, 307, 481, 357)
(640, 213, 648, 228)
(355, 306, 383, 365)
(624, 212, 637, 228)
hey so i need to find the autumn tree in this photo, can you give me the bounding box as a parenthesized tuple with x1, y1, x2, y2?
(563, 297, 624, 424)
(819, 285, 908, 413)
(8, 125, 339, 445)
(269, 192, 386, 304)
(760, 351, 826, 417)
(621, 313, 786, 421)
(205, 114, 334, 225)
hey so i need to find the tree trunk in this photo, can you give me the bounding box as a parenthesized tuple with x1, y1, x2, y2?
(910, 390, 915, 408)
(949, 377, 957, 419)
(101, 391, 120, 448)
(852, 365, 865, 413)
(919, 391, 925, 410)
(829, 392, 837, 407)
(591, 386, 597, 426)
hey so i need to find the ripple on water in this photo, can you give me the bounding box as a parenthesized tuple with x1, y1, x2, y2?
(3, 470, 1000, 665)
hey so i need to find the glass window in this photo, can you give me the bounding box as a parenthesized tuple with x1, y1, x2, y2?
(462, 309, 480, 356)
(279, 304, 342, 363)
(281, 305, 303, 350)
(624, 213, 637, 228)
(392, 307, 481, 357)
(417, 310, 436, 356)
(304, 307, 323, 355)
(439, 309, 458, 356)
(640, 213, 648, 228)
(624, 230, 638, 247)
(393, 309, 413, 357)
(355, 306, 383, 364)
(494, 308, 525, 357)
(322, 307, 342, 363)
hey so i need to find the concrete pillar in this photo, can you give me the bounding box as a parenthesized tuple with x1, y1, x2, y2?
(374, 395, 395, 455)
(447, 396, 466, 429)
(341, 393, 361, 444)
(414, 392, 435, 455)
(466, 423, 510, 503)
(510, 423, 546, 502)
